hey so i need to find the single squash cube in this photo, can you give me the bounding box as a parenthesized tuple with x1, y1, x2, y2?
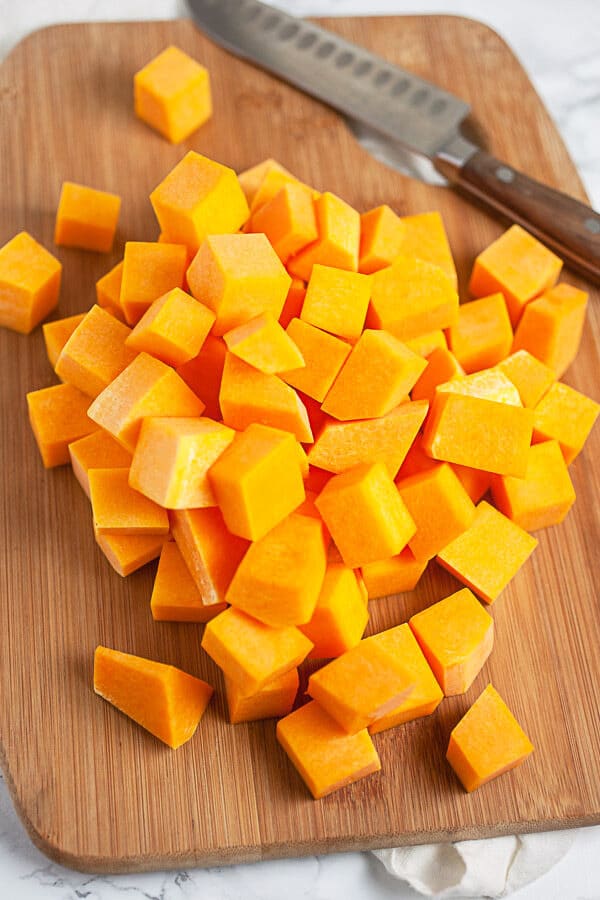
(451, 463, 493, 505)
(96, 260, 124, 320)
(301, 263, 371, 341)
(176, 334, 226, 421)
(321, 330, 427, 421)
(532, 381, 599, 465)
(126, 287, 215, 367)
(446, 683, 534, 792)
(94, 645, 213, 749)
(27, 383, 98, 467)
(249, 182, 318, 263)
(447, 293, 513, 374)
(150, 541, 226, 622)
(282, 318, 350, 402)
(409, 587, 494, 696)
(170, 507, 248, 605)
(367, 624, 444, 733)
(134, 45, 212, 144)
(361, 548, 428, 599)
(55, 182, 121, 252)
(55, 304, 138, 398)
(405, 329, 447, 358)
(89, 468, 169, 535)
(129, 416, 235, 509)
(299, 563, 369, 659)
(42, 313, 86, 369)
(511, 283, 588, 377)
(397, 462, 476, 562)
(315, 462, 416, 568)
(248, 167, 315, 217)
(437, 368, 522, 406)
(398, 211, 458, 289)
(150, 151, 249, 253)
(0, 231, 62, 334)
(223, 312, 304, 374)
(469, 224, 562, 326)
(437, 500, 538, 603)
(359, 204, 405, 275)
(279, 278, 307, 329)
(226, 512, 328, 627)
(96, 532, 168, 577)
(411, 346, 464, 403)
(202, 606, 312, 695)
(69, 429, 133, 497)
(287, 192, 360, 281)
(497, 350, 556, 409)
(491, 440, 576, 531)
(277, 700, 381, 799)
(238, 158, 293, 206)
(225, 668, 299, 725)
(120, 241, 188, 325)
(209, 423, 305, 541)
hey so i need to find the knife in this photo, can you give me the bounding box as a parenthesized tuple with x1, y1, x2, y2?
(186, 0, 600, 284)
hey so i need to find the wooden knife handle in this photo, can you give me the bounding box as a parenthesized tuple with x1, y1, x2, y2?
(436, 149, 600, 284)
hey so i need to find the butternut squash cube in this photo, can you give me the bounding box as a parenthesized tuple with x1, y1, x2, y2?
(276, 700, 381, 799)
(359, 204, 405, 275)
(225, 668, 299, 725)
(322, 330, 427, 421)
(69, 429, 133, 498)
(437, 500, 538, 603)
(447, 293, 513, 373)
(150, 541, 226, 622)
(282, 318, 350, 402)
(405, 329, 447, 358)
(279, 279, 307, 329)
(398, 211, 458, 289)
(451, 463, 493, 504)
(226, 512, 328, 627)
(497, 350, 556, 409)
(437, 368, 522, 406)
(126, 287, 215, 367)
(248, 167, 315, 217)
(150, 151, 249, 253)
(409, 588, 494, 696)
(42, 313, 86, 369)
(120, 242, 188, 326)
(223, 312, 304, 374)
(134, 45, 212, 144)
(301, 263, 371, 341)
(532, 381, 599, 464)
(176, 334, 226, 421)
(0, 231, 62, 334)
(446, 683, 534, 792)
(299, 563, 369, 659)
(27, 383, 98, 467)
(94, 645, 213, 749)
(89, 468, 169, 535)
(367, 624, 444, 733)
(361, 548, 428, 599)
(55, 182, 121, 252)
(209, 423, 305, 541)
(469, 224, 562, 326)
(287, 192, 360, 281)
(249, 182, 318, 262)
(96, 260, 124, 320)
(315, 462, 416, 568)
(411, 346, 464, 403)
(238, 158, 293, 206)
(511, 283, 588, 377)
(202, 607, 312, 695)
(96, 533, 167, 577)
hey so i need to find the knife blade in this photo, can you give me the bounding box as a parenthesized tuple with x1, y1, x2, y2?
(187, 0, 600, 283)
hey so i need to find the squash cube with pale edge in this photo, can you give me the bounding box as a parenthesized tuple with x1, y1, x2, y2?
(134, 46, 212, 144)
(282, 318, 350, 402)
(361, 548, 428, 600)
(409, 588, 493, 696)
(276, 700, 381, 799)
(532, 381, 599, 465)
(249, 182, 318, 262)
(129, 416, 235, 509)
(87, 352, 205, 452)
(93, 646, 213, 749)
(397, 462, 476, 562)
(69, 430, 133, 498)
(447, 684, 534, 792)
(96, 533, 168, 577)
(150, 541, 226, 623)
(367, 624, 443, 733)
(437, 500, 538, 603)
(299, 563, 369, 659)
(170, 507, 248, 605)
(497, 350, 556, 409)
(307, 635, 415, 734)
(398, 211, 458, 289)
(225, 669, 299, 725)
(96, 260, 124, 320)
(238, 158, 293, 206)
(322, 330, 427, 421)
(150, 151, 249, 253)
(437, 368, 522, 406)
(512, 283, 588, 377)
(223, 313, 304, 374)
(201, 607, 313, 695)
(177, 334, 226, 421)
(316, 462, 416, 568)
(226, 513, 328, 627)
(187, 233, 291, 335)
(287, 192, 360, 281)
(120, 242, 188, 326)
(126, 287, 215, 367)
(208, 423, 305, 541)
(491, 440, 576, 531)
(55, 304, 137, 398)
(359, 205, 405, 274)
(27, 383, 98, 468)
(43, 313, 86, 369)
(89, 468, 169, 535)
(219, 353, 313, 443)
(411, 346, 464, 404)
(447, 293, 513, 374)
(0, 231, 62, 334)
(54, 182, 121, 252)
(368, 256, 458, 341)
(469, 224, 562, 326)
(301, 263, 371, 341)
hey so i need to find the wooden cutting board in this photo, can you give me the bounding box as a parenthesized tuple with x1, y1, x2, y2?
(0, 15, 599, 875)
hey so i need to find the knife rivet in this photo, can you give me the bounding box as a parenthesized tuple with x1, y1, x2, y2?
(584, 217, 600, 235)
(496, 166, 514, 184)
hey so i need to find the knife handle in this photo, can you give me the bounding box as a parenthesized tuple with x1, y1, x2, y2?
(436, 149, 600, 284)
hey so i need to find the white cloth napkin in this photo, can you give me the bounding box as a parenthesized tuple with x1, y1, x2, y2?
(373, 829, 576, 898)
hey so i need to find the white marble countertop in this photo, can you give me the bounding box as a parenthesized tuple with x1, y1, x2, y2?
(1, 1, 599, 898)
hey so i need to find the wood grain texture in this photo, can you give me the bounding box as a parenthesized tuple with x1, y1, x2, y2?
(0, 16, 599, 874)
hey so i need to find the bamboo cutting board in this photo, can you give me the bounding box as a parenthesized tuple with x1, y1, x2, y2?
(0, 15, 599, 874)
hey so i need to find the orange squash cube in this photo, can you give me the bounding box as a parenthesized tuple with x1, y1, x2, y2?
(469, 224, 562, 326)
(249, 182, 318, 262)
(287, 192, 360, 281)
(411, 346, 464, 403)
(282, 318, 350, 402)
(119, 242, 188, 326)
(497, 350, 556, 409)
(69, 429, 133, 498)
(55, 182, 121, 252)
(532, 381, 599, 465)
(451, 463, 493, 504)
(447, 293, 513, 373)
(248, 168, 315, 218)
(0, 231, 62, 334)
(176, 334, 226, 421)
(447, 684, 534, 792)
(361, 548, 428, 599)
(89, 468, 169, 535)
(511, 283, 588, 377)
(96, 260, 124, 320)
(276, 700, 381, 799)
(405, 329, 447, 358)
(299, 563, 369, 659)
(27, 383, 98, 468)
(42, 313, 86, 369)
(225, 668, 299, 724)
(409, 588, 494, 696)
(94, 645, 213, 748)
(315, 462, 416, 568)
(150, 541, 226, 622)
(322, 330, 427, 421)
(96, 532, 167, 577)
(359, 204, 405, 275)
(238, 158, 293, 206)
(278, 278, 307, 329)
(223, 312, 304, 374)
(134, 45, 212, 144)
(150, 151, 249, 252)
(396, 435, 439, 479)
(398, 211, 458, 289)
(125, 287, 215, 367)
(437, 368, 522, 406)
(202, 607, 312, 695)
(301, 263, 371, 341)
